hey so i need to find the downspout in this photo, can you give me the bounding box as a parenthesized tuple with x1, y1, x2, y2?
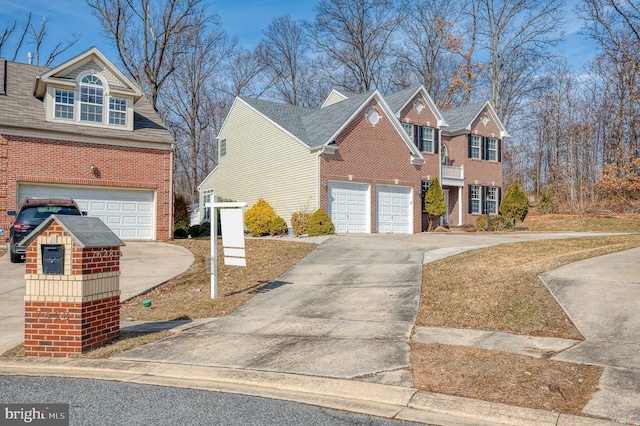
(316, 148, 323, 211)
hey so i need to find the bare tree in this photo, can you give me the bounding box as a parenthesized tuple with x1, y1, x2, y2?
(476, 0, 566, 128)
(87, 0, 208, 111)
(257, 15, 318, 107)
(308, 0, 403, 93)
(162, 20, 235, 201)
(223, 46, 270, 98)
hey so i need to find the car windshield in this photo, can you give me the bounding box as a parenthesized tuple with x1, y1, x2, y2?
(17, 206, 81, 221)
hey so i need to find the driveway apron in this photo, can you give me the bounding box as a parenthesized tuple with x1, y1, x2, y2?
(116, 235, 425, 385)
(542, 247, 640, 423)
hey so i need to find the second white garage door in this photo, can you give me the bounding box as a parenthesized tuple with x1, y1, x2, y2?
(328, 182, 369, 233)
(19, 184, 155, 240)
(377, 185, 412, 233)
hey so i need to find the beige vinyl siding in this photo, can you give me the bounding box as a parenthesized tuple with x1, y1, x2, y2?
(322, 90, 348, 107)
(63, 60, 128, 89)
(199, 99, 318, 227)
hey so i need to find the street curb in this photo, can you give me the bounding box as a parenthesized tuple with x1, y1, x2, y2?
(0, 358, 627, 426)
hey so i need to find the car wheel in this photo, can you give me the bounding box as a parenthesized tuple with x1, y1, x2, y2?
(10, 250, 23, 263)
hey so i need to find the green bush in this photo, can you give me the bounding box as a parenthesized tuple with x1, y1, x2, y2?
(199, 221, 211, 237)
(269, 216, 289, 236)
(308, 209, 335, 236)
(188, 225, 201, 238)
(244, 198, 277, 237)
(500, 182, 529, 225)
(537, 190, 555, 214)
(173, 228, 188, 239)
(475, 215, 513, 231)
(291, 211, 312, 236)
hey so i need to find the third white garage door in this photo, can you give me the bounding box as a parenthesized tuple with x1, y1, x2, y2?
(328, 182, 369, 233)
(376, 185, 412, 233)
(18, 184, 155, 240)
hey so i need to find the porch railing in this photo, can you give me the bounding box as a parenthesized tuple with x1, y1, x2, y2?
(442, 165, 464, 180)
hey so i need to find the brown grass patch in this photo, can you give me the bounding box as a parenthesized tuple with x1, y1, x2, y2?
(121, 238, 316, 321)
(411, 343, 603, 415)
(418, 235, 640, 338)
(522, 214, 640, 233)
(0, 248, 6, 258)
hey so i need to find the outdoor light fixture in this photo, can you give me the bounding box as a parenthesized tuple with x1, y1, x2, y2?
(90, 164, 98, 177)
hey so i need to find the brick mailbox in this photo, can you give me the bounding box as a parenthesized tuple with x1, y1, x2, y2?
(20, 214, 125, 357)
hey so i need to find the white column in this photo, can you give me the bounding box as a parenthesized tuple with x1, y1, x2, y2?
(458, 186, 463, 226)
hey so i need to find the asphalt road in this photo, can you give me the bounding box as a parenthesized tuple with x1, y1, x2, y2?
(0, 376, 423, 426)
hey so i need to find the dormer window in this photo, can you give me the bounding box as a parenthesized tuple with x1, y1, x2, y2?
(54, 89, 75, 120)
(80, 75, 104, 123)
(109, 98, 127, 126)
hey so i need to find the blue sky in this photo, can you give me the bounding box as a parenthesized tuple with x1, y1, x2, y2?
(1, 0, 598, 71)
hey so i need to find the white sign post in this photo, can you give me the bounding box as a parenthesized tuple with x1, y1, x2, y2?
(205, 195, 247, 299)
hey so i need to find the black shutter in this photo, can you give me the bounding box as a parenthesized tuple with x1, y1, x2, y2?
(498, 186, 502, 212)
(481, 137, 487, 160)
(414, 125, 420, 149)
(468, 185, 473, 214)
(481, 186, 486, 214)
(468, 134, 472, 158)
(434, 129, 439, 154)
(498, 139, 502, 162)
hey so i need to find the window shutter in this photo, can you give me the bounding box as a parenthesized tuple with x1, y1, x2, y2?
(498, 139, 502, 162)
(481, 137, 487, 160)
(468, 185, 473, 214)
(498, 187, 502, 211)
(414, 125, 420, 148)
(468, 134, 472, 158)
(434, 129, 439, 154)
(481, 186, 486, 214)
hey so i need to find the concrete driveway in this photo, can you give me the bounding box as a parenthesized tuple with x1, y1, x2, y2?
(0, 242, 194, 354)
(116, 232, 624, 386)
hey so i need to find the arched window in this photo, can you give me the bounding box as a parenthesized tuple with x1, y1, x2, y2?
(80, 75, 104, 123)
(441, 143, 449, 166)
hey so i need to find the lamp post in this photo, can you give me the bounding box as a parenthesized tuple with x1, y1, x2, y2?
(485, 196, 491, 232)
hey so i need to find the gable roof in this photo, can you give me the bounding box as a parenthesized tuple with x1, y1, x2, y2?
(19, 215, 125, 248)
(237, 90, 423, 161)
(0, 48, 173, 146)
(441, 100, 510, 138)
(383, 85, 448, 128)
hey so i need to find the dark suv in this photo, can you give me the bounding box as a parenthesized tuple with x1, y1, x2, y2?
(7, 198, 85, 263)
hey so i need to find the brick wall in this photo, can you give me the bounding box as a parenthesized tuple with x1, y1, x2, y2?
(24, 224, 121, 357)
(0, 134, 172, 241)
(320, 98, 428, 233)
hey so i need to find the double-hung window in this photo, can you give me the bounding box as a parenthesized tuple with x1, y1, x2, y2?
(470, 185, 481, 214)
(470, 135, 481, 159)
(486, 186, 498, 214)
(54, 89, 74, 120)
(421, 180, 431, 212)
(487, 138, 498, 162)
(109, 97, 127, 126)
(420, 126, 434, 153)
(203, 190, 214, 222)
(219, 138, 227, 158)
(80, 75, 104, 123)
(402, 123, 413, 139)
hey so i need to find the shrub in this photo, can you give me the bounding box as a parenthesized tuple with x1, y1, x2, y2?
(188, 225, 201, 238)
(291, 211, 312, 236)
(500, 182, 529, 225)
(537, 190, 555, 214)
(460, 224, 477, 232)
(199, 221, 211, 237)
(308, 209, 335, 236)
(476, 215, 513, 231)
(174, 193, 190, 230)
(424, 177, 446, 231)
(244, 198, 277, 237)
(269, 216, 289, 236)
(173, 228, 188, 239)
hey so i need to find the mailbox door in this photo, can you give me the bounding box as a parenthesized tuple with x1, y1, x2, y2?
(42, 244, 64, 274)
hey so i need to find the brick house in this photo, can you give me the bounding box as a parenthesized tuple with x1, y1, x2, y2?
(0, 47, 174, 241)
(198, 85, 508, 233)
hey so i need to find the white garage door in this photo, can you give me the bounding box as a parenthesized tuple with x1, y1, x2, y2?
(377, 185, 412, 233)
(19, 185, 154, 240)
(328, 182, 369, 233)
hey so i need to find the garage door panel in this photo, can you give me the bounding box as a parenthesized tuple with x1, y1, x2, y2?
(329, 182, 369, 233)
(19, 185, 154, 240)
(377, 186, 412, 234)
